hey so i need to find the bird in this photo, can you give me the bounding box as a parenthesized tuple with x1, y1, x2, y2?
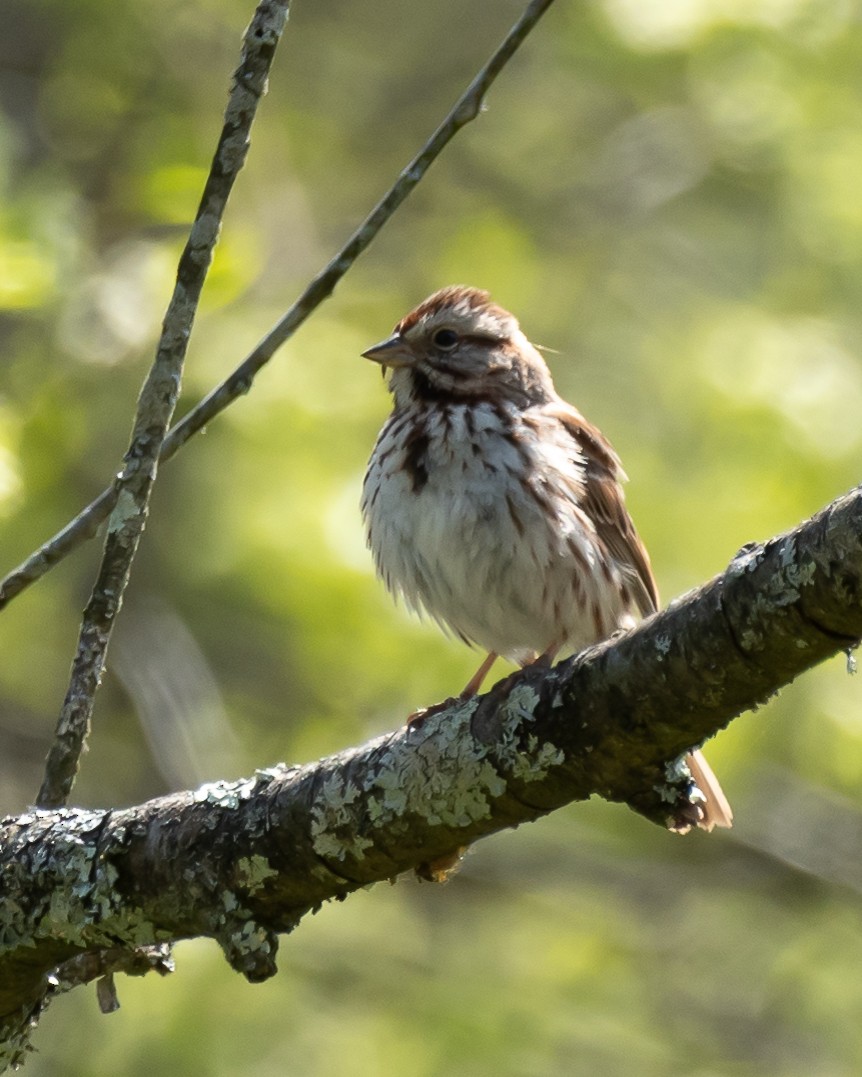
(360, 285, 732, 839)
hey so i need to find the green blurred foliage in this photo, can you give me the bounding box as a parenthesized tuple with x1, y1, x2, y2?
(2, 0, 862, 1072)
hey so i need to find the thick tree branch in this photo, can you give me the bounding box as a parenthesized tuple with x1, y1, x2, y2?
(34, 1, 291, 810)
(0, 0, 557, 614)
(2, 485, 860, 1066)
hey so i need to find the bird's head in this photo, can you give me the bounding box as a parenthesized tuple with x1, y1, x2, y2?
(362, 286, 555, 408)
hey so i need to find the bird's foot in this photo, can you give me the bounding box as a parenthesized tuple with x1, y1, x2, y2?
(406, 696, 462, 728)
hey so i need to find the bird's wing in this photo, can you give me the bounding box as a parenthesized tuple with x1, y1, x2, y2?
(548, 400, 659, 617)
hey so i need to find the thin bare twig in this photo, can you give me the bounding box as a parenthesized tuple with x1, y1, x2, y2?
(35, 0, 291, 809)
(0, 0, 557, 614)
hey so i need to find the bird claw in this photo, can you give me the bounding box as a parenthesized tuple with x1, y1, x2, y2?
(406, 697, 461, 728)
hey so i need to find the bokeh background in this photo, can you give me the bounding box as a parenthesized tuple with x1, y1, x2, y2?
(2, 0, 862, 1073)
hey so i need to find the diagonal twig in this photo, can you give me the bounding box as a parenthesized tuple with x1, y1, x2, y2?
(0, 0, 558, 615)
(35, 0, 291, 809)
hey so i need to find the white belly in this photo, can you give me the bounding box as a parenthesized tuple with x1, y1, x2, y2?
(362, 401, 631, 662)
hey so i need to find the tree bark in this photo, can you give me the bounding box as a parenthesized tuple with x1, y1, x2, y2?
(1, 484, 860, 1067)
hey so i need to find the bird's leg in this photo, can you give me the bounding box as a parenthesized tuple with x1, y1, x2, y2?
(407, 652, 498, 730)
(460, 651, 498, 698)
(520, 643, 560, 671)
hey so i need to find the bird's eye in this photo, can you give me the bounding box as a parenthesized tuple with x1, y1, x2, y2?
(432, 328, 459, 350)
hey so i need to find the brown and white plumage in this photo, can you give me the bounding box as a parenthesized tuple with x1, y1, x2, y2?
(361, 285, 731, 832)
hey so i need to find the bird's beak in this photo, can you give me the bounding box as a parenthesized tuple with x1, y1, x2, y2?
(361, 334, 415, 368)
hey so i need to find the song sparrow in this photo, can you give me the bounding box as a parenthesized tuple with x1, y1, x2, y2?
(361, 285, 731, 834)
